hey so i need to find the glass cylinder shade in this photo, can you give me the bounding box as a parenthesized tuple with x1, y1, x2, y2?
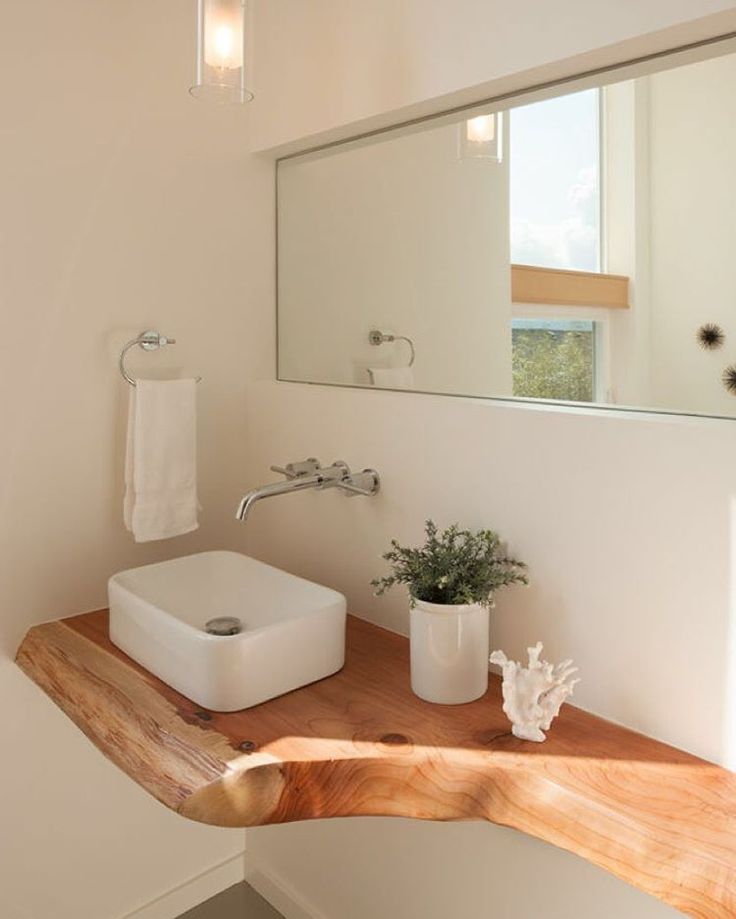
(190, 0, 254, 103)
(458, 113, 502, 162)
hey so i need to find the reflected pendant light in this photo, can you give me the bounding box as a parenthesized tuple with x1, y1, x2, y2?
(458, 113, 503, 162)
(190, 0, 254, 103)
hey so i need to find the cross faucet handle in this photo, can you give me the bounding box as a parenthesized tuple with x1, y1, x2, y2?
(270, 458, 322, 479)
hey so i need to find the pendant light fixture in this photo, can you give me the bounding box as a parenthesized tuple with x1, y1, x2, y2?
(190, 0, 254, 103)
(458, 113, 503, 162)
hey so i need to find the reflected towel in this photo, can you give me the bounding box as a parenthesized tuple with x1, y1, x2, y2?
(124, 379, 198, 542)
(368, 366, 415, 389)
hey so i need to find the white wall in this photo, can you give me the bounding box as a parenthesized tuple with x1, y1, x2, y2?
(251, 1, 736, 153)
(278, 121, 511, 394)
(241, 381, 736, 919)
(242, 383, 736, 762)
(0, 2, 272, 917)
(240, 4, 736, 919)
(249, 818, 683, 919)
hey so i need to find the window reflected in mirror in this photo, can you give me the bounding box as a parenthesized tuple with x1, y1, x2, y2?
(512, 319, 598, 403)
(510, 88, 601, 273)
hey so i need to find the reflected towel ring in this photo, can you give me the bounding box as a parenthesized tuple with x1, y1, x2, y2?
(368, 329, 416, 367)
(119, 330, 202, 386)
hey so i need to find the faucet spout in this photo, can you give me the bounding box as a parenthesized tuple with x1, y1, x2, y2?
(235, 473, 326, 521)
(235, 459, 380, 523)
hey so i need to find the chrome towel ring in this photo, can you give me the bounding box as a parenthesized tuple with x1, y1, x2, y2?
(368, 329, 416, 367)
(119, 330, 201, 386)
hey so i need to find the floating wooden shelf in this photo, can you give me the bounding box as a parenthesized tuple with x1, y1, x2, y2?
(16, 611, 736, 918)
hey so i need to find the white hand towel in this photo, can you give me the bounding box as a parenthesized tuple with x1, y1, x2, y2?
(368, 366, 415, 389)
(124, 379, 199, 543)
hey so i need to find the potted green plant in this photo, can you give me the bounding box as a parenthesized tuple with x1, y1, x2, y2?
(372, 521, 528, 704)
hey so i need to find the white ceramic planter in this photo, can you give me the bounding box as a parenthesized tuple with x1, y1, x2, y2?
(410, 599, 489, 704)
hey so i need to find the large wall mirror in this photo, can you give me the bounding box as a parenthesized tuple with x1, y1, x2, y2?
(277, 38, 736, 419)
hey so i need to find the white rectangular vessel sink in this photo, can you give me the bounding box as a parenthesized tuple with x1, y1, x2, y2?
(108, 551, 346, 712)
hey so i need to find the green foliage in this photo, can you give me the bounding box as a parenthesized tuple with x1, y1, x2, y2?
(512, 327, 594, 402)
(371, 521, 528, 609)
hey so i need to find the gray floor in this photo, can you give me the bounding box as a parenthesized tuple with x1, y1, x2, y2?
(178, 882, 285, 919)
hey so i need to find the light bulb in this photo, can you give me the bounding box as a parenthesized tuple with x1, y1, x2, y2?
(204, 13, 243, 70)
(466, 115, 495, 145)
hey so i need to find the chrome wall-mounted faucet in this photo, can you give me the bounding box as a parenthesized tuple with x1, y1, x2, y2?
(235, 458, 380, 521)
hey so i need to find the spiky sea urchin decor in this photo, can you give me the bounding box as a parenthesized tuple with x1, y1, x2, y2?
(723, 365, 736, 395)
(697, 323, 725, 350)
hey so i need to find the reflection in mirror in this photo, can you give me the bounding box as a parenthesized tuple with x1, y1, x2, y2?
(277, 42, 736, 419)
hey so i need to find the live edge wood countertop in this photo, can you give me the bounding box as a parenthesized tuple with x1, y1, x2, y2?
(15, 610, 736, 918)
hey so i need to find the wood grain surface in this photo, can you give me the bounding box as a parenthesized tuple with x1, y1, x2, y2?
(511, 263, 630, 309)
(16, 610, 736, 918)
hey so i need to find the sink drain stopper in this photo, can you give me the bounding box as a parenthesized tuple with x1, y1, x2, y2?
(204, 617, 243, 636)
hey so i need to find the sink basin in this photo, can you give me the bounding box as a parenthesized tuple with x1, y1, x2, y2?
(108, 551, 346, 711)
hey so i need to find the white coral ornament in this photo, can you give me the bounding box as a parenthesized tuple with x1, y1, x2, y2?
(489, 643, 580, 742)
